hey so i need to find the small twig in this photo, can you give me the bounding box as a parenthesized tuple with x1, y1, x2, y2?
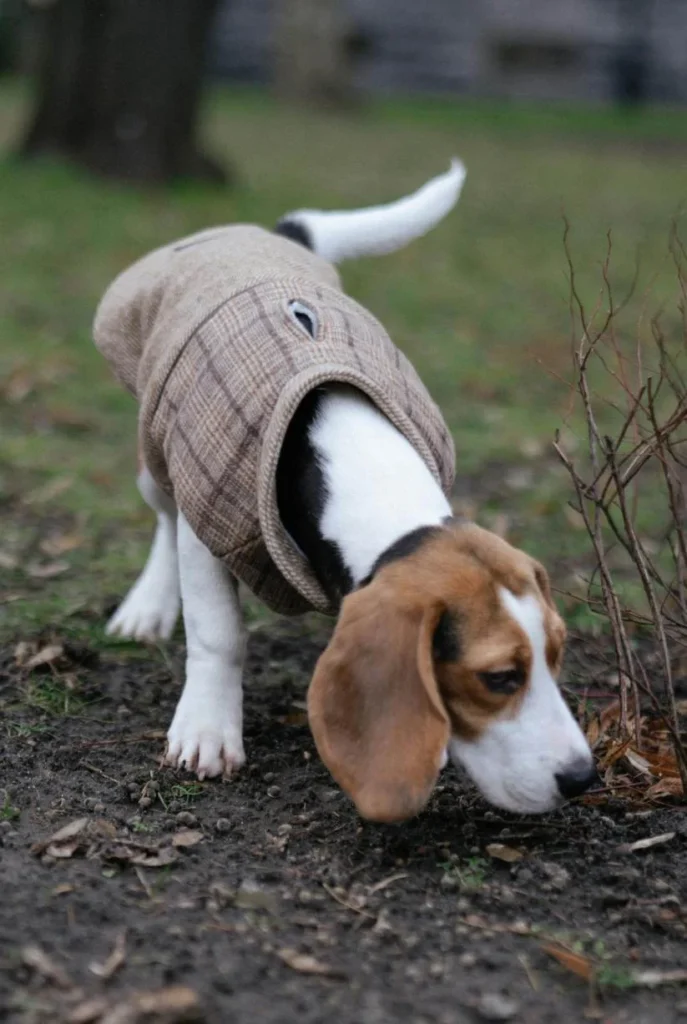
(135, 866, 155, 901)
(321, 882, 375, 919)
(73, 730, 166, 751)
(518, 954, 540, 992)
(367, 872, 408, 894)
(554, 435, 636, 735)
(80, 762, 121, 787)
(606, 437, 687, 786)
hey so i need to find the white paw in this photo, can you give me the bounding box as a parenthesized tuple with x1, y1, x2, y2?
(107, 577, 180, 642)
(165, 687, 245, 780)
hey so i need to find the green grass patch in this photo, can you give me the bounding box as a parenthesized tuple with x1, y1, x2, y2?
(0, 792, 20, 822)
(166, 782, 205, 806)
(21, 676, 86, 717)
(440, 854, 490, 891)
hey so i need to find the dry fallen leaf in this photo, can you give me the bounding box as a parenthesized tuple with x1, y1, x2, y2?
(31, 817, 89, 856)
(46, 841, 82, 859)
(597, 737, 632, 771)
(89, 932, 127, 980)
(32, 819, 186, 873)
(52, 883, 76, 896)
(39, 533, 84, 557)
(99, 985, 202, 1024)
(93, 818, 118, 839)
(617, 832, 676, 854)
(585, 718, 601, 748)
(646, 777, 684, 799)
(129, 984, 202, 1019)
(68, 997, 110, 1024)
(25, 560, 70, 579)
(21, 944, 73, 989)
(110, 844, 178, 869)
(172, 829, 204, 849)
(23, 643, 65, 671)
(541, 943, 595, 981)
(14, 640, 37, 665)
(485, 843, 524, 864)
(624, 748, 653, 777)
(277, 948, 345, 978)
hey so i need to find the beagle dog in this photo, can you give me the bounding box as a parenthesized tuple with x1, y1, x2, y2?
(103, 163, 596, 822)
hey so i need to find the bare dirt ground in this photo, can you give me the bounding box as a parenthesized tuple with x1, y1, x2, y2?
(1, 617, 686, 1024)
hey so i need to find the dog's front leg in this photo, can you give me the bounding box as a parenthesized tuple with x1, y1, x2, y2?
(165, 512, 246, 779)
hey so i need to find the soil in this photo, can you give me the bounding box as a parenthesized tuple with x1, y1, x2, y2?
(1, 617, 686, 1024)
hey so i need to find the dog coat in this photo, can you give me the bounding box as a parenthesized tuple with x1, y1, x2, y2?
(94, 225, 456, 616)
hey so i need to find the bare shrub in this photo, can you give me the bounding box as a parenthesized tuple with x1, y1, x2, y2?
(555, 221, 687, 796)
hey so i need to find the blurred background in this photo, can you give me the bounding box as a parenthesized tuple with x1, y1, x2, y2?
(0, 0, 686, 640)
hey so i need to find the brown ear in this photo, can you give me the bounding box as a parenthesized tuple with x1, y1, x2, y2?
(531, 558, 555, 609)
(307, 580, 450, 823)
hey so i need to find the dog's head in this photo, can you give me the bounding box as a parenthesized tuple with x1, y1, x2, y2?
(308, 522, 595, 821)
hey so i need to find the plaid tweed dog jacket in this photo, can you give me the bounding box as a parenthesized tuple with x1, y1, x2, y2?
(94, 225, 456, 616)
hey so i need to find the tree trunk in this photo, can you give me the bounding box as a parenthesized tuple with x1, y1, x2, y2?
(272, 0, 362, 108)
(19, 0, 226, 185)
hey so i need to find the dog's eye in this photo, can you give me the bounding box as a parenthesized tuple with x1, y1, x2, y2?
(288, 300, 318, 338)
(478, 668, 525, 694)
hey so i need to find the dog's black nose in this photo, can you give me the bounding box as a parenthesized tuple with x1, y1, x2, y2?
(555, 759, 599, 800)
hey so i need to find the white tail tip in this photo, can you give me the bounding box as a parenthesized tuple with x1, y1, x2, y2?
(277, 159, 466, 264)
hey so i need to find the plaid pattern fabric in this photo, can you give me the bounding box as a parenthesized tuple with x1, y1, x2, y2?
(94, 226, 455, 616)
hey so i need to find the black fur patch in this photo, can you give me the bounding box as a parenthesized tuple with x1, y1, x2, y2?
(360, 526, 441, 588)
(432, 609, 461, 663)
(274, 218, 313, 251)
(276, 389, 353, 608)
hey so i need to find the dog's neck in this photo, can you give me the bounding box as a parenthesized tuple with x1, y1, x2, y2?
(276, 385, 451, 606)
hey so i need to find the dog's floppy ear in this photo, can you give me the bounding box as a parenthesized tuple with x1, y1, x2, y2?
(531, 558, 555, 609)
(308, 579, 450, 822)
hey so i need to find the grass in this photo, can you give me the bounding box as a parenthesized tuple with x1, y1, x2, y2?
(167, 782, 205, 806)
(0, 80, 685, 642)
(22, 677, 85, 717)
(440, 854, 489, 891)
(0, 792, 20, 822)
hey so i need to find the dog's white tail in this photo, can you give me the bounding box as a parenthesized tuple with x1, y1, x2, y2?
(275, 159, 466, 263)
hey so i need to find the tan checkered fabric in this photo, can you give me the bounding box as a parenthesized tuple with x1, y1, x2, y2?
(94, 225, 455, 615)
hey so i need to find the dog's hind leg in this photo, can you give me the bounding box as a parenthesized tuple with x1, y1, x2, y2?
(106, 466, 181, 642)
(165, 511, 246, 779)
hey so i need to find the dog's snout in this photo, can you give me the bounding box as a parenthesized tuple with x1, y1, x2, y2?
(555, 759, 598, 800)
